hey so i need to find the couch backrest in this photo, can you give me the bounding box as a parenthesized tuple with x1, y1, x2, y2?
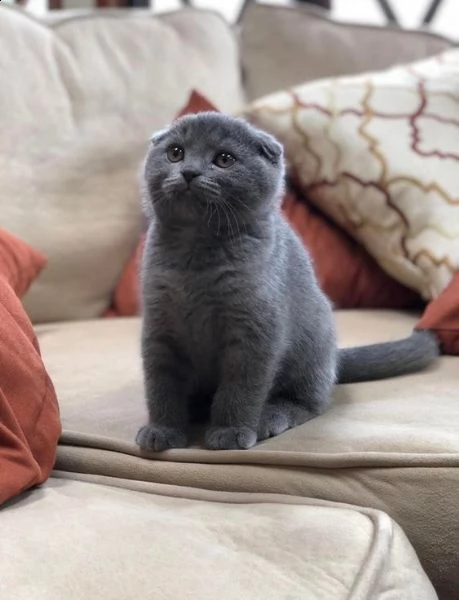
(0, 6, 244, 323)
(239, 3, 456, 100)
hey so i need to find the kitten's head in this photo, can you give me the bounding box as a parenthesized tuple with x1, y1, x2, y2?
(142, 112, 284, 229)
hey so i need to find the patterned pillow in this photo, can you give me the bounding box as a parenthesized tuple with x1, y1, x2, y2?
(245, 49, 459, 301)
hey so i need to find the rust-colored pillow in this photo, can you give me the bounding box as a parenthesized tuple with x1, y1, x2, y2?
(0, 230, 60, 506)
(282, 189, 421, 309)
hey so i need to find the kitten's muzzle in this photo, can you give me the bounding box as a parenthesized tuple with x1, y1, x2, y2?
(182, 169, 201, 184)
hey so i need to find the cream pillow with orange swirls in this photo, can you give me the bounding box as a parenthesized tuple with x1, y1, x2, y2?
(245, 49, 459, 300)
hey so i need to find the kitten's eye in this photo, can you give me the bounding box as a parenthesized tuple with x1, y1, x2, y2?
(167, 146, 184, 163)
(213, 152, 236, 169)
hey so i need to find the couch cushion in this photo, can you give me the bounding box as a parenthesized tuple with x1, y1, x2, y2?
(239, 3, 455, 101)
(0, 476, 437, 599)
(0, 5, 243, 323)
(36, 311, 458, 597)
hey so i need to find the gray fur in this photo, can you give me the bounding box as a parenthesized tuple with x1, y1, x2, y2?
(338, 329, 439, 383)
(136, 112, 439, 452)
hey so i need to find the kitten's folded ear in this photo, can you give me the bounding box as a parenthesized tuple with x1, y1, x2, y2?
(256, 130, 283, 165)
(150, 127, 170, 145)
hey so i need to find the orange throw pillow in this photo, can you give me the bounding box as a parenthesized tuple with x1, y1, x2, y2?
(282, 189, 422, 309)
(0, 229, 60, 506)
(109, 90, 421, 316)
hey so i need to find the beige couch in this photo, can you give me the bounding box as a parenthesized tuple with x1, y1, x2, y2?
(1, 3, 458, 599)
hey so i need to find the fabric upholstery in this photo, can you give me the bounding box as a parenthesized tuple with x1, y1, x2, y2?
(0, 476, 437, 599)
(0, 5, 244, 322)
(239, 3, 455, 101)
(35, 312, 458, 597)
(0, 237, 60, 507)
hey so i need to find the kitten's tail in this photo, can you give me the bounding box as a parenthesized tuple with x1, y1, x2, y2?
(337, 330, 440, 384)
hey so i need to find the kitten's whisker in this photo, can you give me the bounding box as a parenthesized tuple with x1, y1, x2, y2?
(220, 198, 243, 254)
(221, 199, 236, 239)
(199, 184, 220, 202)
(221, 202, 234, 240)
(199, 178, 220, 191)
(216, 204, 221, 236)
(222, 198, 242, 243)
(235, 198, 254, 216)
(162, 176, 183, 194)
(153, 196, 168, 209)
(206, 198, 213, 229)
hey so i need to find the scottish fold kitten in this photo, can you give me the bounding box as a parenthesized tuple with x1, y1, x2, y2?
(137, 113, 439, 452)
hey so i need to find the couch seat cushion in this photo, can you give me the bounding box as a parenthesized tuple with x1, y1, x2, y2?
(0, 476, 437, 599)
(35, 311, 459, 597)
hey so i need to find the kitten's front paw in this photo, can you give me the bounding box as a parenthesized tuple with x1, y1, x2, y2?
(204, 426, 257, 450)
(136, 423, 187, 452)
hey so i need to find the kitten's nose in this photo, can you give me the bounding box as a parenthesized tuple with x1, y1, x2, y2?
(182, 169, 200, 184)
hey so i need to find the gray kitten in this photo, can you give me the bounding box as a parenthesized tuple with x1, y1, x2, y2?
(136, 112, 439, 452)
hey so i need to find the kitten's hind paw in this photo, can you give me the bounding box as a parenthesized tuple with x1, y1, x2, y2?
(204, 426, 257, 450)
(136, 423, 187, 452)
(258, 401, 316, 441)
(257, 406, 290, 440)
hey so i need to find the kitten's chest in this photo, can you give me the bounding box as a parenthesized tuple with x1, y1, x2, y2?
(180, 279, 223, 351)
(158, 267, 242, 359)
